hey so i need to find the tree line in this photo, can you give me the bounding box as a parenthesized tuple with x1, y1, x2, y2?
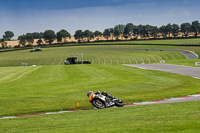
(1, 20, 200, 48)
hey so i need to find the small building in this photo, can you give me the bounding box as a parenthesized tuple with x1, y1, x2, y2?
(65, 57, 77, 64)
(64, 57, 91, 65)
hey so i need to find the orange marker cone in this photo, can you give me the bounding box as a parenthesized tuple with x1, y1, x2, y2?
(77, 102, 79, 107)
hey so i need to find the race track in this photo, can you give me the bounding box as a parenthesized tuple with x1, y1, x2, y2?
(1, 64, 200, 119)
(124, 64, 200, 104)
(103, 48, 199, 59)
(125, 64, 200, 79)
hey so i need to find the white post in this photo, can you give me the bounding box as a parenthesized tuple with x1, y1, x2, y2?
(81, 53, 83, 64)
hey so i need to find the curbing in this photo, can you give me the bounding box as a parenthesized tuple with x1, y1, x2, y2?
(1, 94, 200, 120)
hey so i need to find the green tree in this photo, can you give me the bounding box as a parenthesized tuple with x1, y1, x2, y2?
(143, 25, 155, 37)
(124, 23, 134, 35)
(191, 20, 200, 37)
(132, 25, 138, 34)
(94, 30, 102, 37)
(18, 35, 27, 47)
(74, 30, 83, 42)
(172, 24, 180, 37)
(159, 25, 167, 38)
(149, 26, 159, 38)
(165, 23, 172, 37)
(137, 24, 143, 37)
(181, 23, 191, 37)
(32, 32, 43, 39)
(89, 31, 94, 41)
(103, 28, 115, 40)
(56, 32, 62, 43)
(43, 30, 56, 45)
(0, 38, 7, 49)
(114, 24, 125, 40)
(94, 30, 102, 40)
(83, 30, 90, 38)
(83, 30, 93, 42)
(137, 25, 150, 37)
(26, 33, 34, 45)
(132, 25, 139, 37)
(56, 29, 71, 43)
(36, 39, 43, 46)
(124, 23, 134, 39)
(3, 31, 14, 40)
(109, 28, 114, 40)
(103, 29, 110, 40)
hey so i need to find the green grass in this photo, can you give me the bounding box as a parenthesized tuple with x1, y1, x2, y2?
(1, 64, 200, 117)
(1, 43, 200, 132)
(166, 59, 200, 66)
(1, 100, 200, 133)
(0, 45, 187, 67)
(85, 38, 200, 45)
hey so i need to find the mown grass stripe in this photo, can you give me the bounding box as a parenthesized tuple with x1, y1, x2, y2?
(145, 56, 151, 64)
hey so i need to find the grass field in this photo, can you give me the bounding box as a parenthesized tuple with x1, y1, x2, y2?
(1, 42, 200, 132)
(0, 45, 187, 67)
(1, 100, 200, 133)
(1, 64, 200, 117)
(166, 59, 200, 66)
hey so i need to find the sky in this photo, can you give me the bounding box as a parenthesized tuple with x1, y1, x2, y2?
(0, 0, 200, 39)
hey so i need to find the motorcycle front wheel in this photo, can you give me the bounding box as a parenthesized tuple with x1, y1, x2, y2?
(92, 99, 106, 109)
(115, 98, 124, 107)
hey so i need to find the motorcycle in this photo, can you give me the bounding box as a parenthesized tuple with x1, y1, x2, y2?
(88, 91, 124, 109)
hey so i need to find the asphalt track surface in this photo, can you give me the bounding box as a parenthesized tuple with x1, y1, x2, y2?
(103, 48, 199, 59)
(124, 64, 200, 104)
(125, 64, 200, 79)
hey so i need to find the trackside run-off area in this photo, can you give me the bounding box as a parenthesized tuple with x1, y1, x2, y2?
(1, 93, 200, 119)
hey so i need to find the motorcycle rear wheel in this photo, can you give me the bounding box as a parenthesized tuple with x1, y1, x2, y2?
(92, 99, 106, 109)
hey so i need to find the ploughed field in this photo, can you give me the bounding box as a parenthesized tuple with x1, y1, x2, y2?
(0, 45, 187, 67)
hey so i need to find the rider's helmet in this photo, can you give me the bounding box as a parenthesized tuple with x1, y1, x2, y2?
(102, 91, 108, 96)
(87, 91, 93, 97)
(95, 91, 101, 94)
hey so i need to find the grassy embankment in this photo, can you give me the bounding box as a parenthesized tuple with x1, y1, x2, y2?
(129, 45, 200, 66)
(1, 101, 200, 133)
(1, 64, 200, 117)
(82, 38, 200, 66)
(0, 45, 187, 67)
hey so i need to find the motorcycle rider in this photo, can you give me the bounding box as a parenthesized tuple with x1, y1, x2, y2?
(87, 90, 124, 108)
(87, 91, 93, 97)
(87, 91, 108, 97)
(87, 91, 112, 104)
